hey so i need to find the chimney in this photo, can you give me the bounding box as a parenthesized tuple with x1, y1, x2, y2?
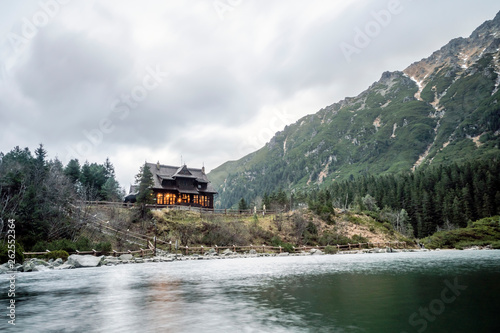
(202, 165, 205, 174)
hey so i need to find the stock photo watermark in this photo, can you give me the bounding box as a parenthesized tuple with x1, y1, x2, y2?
(4, 219, 17, 326)
(237, 109, 294, 155)
(213, 0, 244, 21)
(3, 0, 97, 80)
(401, 277, 467, 333)
(65, 65, 167, 161)
(6, 0, 72, 54)
(339, 0, 406, 63)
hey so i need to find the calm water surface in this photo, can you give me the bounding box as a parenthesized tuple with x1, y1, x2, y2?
(1, 250, 500, 332)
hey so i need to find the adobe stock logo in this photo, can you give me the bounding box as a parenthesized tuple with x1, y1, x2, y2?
(65, 65, 167, 161)
(401, 277, 467, 333)
(213, 0, 243, 21)
(6, 0, 73, 55)
(339, 0, 405, 63)
(237, 109, 294, 156)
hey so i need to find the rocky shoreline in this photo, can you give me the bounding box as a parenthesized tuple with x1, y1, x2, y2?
(0, 247, 441, 274)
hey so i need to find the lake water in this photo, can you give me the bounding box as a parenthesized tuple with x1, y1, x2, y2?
(2, 250, 500, 332)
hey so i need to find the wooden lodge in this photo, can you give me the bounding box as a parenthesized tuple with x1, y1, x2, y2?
(146, 162, 217, 209)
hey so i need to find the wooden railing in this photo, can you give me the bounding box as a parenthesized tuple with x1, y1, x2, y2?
(24, 242, 408, 258)
(83, 201, 279, 216)
(175, 241, 407, 256)
(23, 248, 155, 258)
(173, 241, 409, 255)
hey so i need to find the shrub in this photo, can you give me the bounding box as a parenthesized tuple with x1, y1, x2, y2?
(324, 245, 338, 254)
(306, 222, 318, 235)
(281, 243, 295, 253)
(49, 239, 77, 252)
(491, 241, 500, 249)
(319, 232, 351, 246)
(31, 241, 50, 252)
(74, 237, 93, 251)
(348, 215, 364, 225)
(271, 235, 283, 247)
(0, 242, 25, 264)
(45, 250, 69, 261)
(95, 241, 112, 254)
(351, 234, 369, 244)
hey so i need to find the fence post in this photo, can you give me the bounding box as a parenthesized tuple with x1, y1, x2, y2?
(279, 246, 282, 253)
(348, 243, 351, 250)
(233, 245, 236, 253)
(215, 245, 219, 254)
(92, 249, 97, 256)
(185, 246, 189, 256)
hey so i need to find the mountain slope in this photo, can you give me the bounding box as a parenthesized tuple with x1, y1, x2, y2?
(210, 11, 500, 209)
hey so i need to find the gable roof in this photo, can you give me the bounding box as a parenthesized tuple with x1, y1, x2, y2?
(146, 163, 217, 194)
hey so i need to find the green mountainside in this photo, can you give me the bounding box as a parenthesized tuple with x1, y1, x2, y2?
(210, 12, 500, 209)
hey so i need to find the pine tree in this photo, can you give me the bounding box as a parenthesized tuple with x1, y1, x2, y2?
(135, 163, 154, 204)
(238, 198, 248, 211)
(64, 159, 81, 183)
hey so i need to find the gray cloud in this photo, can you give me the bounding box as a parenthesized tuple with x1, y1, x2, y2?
(1, 0, 499, 188)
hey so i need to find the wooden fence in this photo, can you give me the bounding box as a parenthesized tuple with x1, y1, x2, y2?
(23, 248, 155, 258)
(23, 241, 407, 258)
(84, 201, 278, 216)
(164, 241, 407, 256)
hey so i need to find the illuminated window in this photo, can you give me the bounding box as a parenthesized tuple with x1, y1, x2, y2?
(193, 195, 198, 204)
(165, 193, 176, 205)
(157, 193, 164, 205)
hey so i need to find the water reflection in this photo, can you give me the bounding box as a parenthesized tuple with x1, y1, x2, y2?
(1, 251, 499, 332)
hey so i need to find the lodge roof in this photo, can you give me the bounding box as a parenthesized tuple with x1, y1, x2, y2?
(146, 163, 218, 195)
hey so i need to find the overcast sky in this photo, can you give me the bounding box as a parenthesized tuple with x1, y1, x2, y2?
(1, 0, 499, 190)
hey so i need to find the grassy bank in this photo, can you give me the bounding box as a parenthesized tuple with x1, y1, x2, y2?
(422, 216, 500, 249)
(149, 207, 413, 249)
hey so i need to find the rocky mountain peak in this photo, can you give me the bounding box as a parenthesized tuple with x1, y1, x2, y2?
(404, 10, 500, 88)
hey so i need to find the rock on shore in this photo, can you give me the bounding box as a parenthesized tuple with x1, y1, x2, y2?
(0, 247, 436, 274)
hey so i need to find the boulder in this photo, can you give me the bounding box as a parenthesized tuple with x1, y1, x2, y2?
(204, 248, 218, 256)
(0, 263, 11, 274)
(53, 264, 74, 270)
(222, 249, 234, 256)
(310, 249, 324, 255)
(102, 257, 120, 265)
(32, 265, 51, 272)
(52, 258, 64, 267)
(23, 261, 36, 272)
(249, 249, 257, 255)
(31, 258, 50, 266)
(67, 255, 104, 268)
(119, 254, 133, 261)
